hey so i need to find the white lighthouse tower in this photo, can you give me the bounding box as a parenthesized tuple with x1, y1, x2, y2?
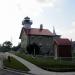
(22, 16, 33, 29)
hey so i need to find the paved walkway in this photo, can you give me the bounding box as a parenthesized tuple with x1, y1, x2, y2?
(0, 61, 2, 69)
(0, 69, 24, 75)
(0, 52, 5, 69)
(5, 52, 75, 75)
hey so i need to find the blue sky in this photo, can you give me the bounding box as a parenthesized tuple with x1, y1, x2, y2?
(0, 0, 75, 46)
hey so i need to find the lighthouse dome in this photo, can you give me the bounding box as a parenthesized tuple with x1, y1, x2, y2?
(22, 16, 33, 29)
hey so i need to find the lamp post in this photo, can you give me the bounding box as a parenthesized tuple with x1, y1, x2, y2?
(34, 48, 35, 57)
(33, 43, 36, 57)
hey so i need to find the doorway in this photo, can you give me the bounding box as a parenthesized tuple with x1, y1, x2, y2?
(27, 43, 40, 55)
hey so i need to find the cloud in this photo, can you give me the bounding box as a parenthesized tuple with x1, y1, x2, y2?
(72, 21, 75, 27)
(37, 0, 52, 3)
(0, 0, 63, 45)
(16, 0, 57, 16)
(60, 21, 75, 40)
(37, 0, 57, 7)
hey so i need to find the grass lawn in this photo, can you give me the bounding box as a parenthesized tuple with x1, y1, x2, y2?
(15, 52, 75, 72)
(3, 56, 30, 72)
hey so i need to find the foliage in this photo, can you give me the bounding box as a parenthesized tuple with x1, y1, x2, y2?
(12, 43, 21, 51)
(0, 41, 21, 52)
(3, 56, 29, 72)
(3, 41, 12, 48)
(0, 41, 12, 52)
(0, 46, 10, 52)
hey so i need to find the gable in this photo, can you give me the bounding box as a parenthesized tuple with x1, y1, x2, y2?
(19, 28, 27, 39)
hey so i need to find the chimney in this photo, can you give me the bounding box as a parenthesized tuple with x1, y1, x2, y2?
(53, 26, 56, 35)
(40, 24, 43, 31)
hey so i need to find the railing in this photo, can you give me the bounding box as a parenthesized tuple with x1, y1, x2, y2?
(28, 54, 75, 63)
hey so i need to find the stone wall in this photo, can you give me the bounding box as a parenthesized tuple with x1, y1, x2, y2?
(21, 33, 60, 55)
(29, 35, 54, 55)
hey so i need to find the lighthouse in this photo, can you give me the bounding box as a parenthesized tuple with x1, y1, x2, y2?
(22, 16, 33, 29)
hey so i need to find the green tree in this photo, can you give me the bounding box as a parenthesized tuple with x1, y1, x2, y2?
(1, 41, 12, 52)
(3, 41, 12, 48)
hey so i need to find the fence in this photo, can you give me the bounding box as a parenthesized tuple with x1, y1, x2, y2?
(29, 54, 75, 63)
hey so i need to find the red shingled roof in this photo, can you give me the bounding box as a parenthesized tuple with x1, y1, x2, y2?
(54, 38, 71, 45)
(28, 28, 53, 35)
(19, 27, 54, 38)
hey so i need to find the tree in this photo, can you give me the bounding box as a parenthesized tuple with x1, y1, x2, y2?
(12, 43, 21, 51)
(1, 41, 12, 52)
(3, 41, 12, 48)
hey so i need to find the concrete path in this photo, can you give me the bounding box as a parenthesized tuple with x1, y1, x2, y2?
(5, 52, 75, 75)
(0, 69, 24, 75)
(0, 61, 2, 69)
(0, 52, 5, 69)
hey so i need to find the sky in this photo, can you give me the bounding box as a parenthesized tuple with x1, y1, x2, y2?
(0, 0, 75, 46)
